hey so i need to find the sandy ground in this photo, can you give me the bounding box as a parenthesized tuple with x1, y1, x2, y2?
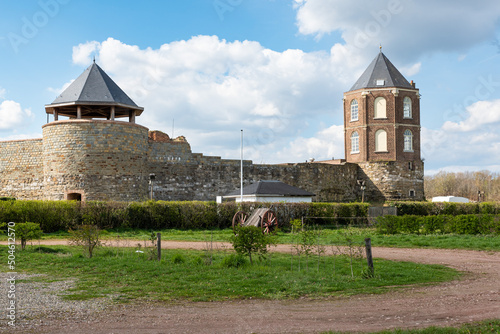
(2, 239, 500, 333)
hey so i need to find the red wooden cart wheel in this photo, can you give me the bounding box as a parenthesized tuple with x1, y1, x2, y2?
(232, 211, 247, 234)
(260, 210, 277, 234)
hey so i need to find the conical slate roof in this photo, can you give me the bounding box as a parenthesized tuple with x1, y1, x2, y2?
(51, 62, 139, 107)
(226, 180, 315, 197)
(349, 52, 413, 91)
(45, 62, 143, 119)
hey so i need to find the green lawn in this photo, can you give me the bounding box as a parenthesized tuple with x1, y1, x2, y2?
(323, 319, 500, 333)
(7, 244, 458, 303)
(32, 227, 500, 251)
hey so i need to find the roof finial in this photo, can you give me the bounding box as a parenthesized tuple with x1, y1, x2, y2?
(93, 55, 96, 63)
(379, 44, 382, 53)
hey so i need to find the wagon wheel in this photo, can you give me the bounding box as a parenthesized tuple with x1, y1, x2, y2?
(232, 211, 248, 234)
(260, 210, 278, 234)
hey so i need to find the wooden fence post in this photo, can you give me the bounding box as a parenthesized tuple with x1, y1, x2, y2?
(157, 232, 161, 261)
(365, 238, 374, 276)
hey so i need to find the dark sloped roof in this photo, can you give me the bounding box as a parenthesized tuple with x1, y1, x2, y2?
(226, 180, 315, 197)
(49, 62, 139, 108)
(349, 52, 413, 91)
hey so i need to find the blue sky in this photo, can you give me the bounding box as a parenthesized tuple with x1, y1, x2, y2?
(1, 0, 500, 174)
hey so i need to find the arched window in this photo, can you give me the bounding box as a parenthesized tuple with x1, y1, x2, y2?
(375, 129, 388, 152)
(403, 97, 412, 118)
(404, 129, 413, 152)
(350, 99, 358, 121)
(374, 97, 386, 118)
(351, 131, 359, 153)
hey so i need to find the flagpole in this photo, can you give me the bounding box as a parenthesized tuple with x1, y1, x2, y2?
(240, 129, 243, 202)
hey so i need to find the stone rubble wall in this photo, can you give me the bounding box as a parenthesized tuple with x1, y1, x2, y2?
(0, 139, 44, 199)
(42, 120, 149, 201)
(357, 160, 424, 202)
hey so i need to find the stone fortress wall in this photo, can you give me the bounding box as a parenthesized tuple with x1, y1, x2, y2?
(0, 124, 422, 202)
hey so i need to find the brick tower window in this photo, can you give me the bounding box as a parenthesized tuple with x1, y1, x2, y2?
(375, 129, 388, 152)
(351, 131, 359, 153)
(374, 97, 387, 119)
(404, 129, 413, 152)
(350, 99, 359, 121)
(404, 97, 412, 118)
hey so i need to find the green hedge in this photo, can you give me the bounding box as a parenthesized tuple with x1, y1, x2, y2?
(0, 200, 370, 232)
(389, 201, 500, 216)
(376, 214, 500, 235)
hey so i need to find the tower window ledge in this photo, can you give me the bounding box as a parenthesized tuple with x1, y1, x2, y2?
(403, 150, 414, 153)
(350, 119, 359, 122)
(373, 117, 387, 120)
(351, 151, 360, 154)
(375, 151, 389, 153)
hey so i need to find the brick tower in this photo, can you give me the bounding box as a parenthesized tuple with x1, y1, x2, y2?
(344, 50, 424, 201)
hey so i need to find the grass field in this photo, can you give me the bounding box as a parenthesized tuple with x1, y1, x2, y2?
(29, 226, 500, 251)
(7, 244, 458, 303)
(324, 319, 500, 333)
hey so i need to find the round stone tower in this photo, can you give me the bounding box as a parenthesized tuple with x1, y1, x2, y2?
(42, 62, 149, 201)
(344, 51, 424, 201)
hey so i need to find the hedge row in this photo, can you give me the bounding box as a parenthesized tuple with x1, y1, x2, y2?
(376, 214, 500, 235)
(389, 201, 500, 216)
(0, 200, 370, 232)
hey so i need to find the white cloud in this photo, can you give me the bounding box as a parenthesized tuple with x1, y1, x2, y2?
(72, 41, 101, 65)
(400, 62, 421, 77)
(0, 133, 42, 141)
(0, 100, 33, 130)
(422, 99, 500, 173)
(47, 79, 74, 96)
(442, 99, 500, 132)
(0, 87, 5, 99)
(294, 0, 500, 61)
(72, 37, 354, 163)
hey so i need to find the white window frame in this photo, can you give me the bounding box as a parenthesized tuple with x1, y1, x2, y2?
(404, 129, 413, 152)
(350, 99, 359, 121)
(351, 131, 359, 153)
(403, 97, 412, 119)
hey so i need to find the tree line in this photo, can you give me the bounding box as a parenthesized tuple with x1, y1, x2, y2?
(425, 170, 500, 202)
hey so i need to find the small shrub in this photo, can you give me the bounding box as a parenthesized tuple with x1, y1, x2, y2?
(232, 225, 274, 264)
(3, 222, 44, 250)
(221, 254, 247, 268)
(68, 224, 102, 258)
(172, 253, 185, 264)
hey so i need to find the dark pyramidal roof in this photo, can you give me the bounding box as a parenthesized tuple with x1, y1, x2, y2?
(349, 52, 413, 91)
(49, 62, 140, 109)
(227, 180, 315, 197)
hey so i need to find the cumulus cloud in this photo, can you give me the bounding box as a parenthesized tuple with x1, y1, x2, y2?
(442, 99, 500, 132)
(422, 99, 500, 171)
(73, 41, 101, 65)
(47, 79, 74, 96)
(70, 37, 354, 163)
(0, 100, 33, 131)
(294, 0, 500, 61)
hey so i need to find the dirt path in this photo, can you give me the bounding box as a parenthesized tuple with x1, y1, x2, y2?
(4, 239, 500, 333)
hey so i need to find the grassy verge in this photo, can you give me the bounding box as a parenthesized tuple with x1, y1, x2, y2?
(7, 244, 458, 303)
(2, 226, 499, 251)
(323, 319, 500, 333)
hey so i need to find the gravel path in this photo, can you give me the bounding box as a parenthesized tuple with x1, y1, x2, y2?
(0, 240, 499, 333)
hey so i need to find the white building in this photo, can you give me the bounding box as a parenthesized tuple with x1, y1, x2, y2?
(219, 180, 315, 203)
(431, 196, 470, 203)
